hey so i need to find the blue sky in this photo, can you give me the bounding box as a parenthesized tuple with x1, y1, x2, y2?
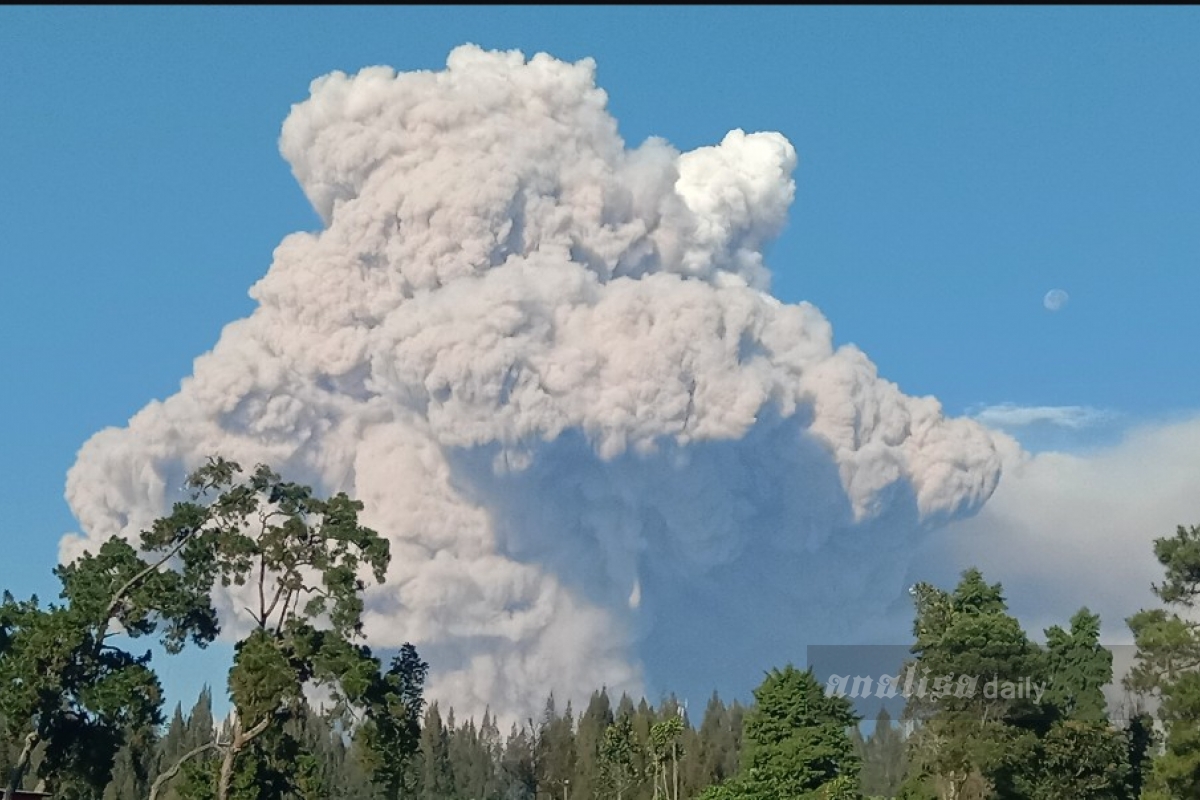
(2, 6, 1199, 712)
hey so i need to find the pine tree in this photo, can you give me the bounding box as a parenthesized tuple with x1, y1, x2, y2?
(905, 570, 1047, 799)
(499, 721, 537, 800)
(1044, 609, 1111, 722)
(726, 702, 745, 782)
(450, 716, 497, 800)
(740, 666, 860, 797)
(183, 689, 216, 754)
(154, 704, 189, 800)
(631, 699, 656, 800)
(103, 724, 155, 800)
(535, 695, 576, 800)
(693, 693, 738, 789)
(478, 709, 504, 799)
(420, 703, 456, 800)
(573, 689, 613, 800)
(676, 712, 703, 799)
(859, 708, 905, 798)
(1123, 711, 1156, 800)
(355, 642, 429, 799)
(161, 687, 220, 800)
(1127, 523, 1200, 798)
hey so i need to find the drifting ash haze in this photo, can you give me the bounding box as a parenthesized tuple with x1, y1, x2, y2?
(62, 45, 1003, 723)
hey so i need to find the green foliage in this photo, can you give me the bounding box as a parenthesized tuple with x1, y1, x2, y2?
(572, 689, 613, 800)
(1030, 719, 1129, 800)
(856, 709, 904, 798)
(418, 702, 456, 800)
(904, 568, 1136, 800)
(649, 712, 685, 800)
(499, 720, 538, 799)
(149, 457, 391, 643)
(707, 665, 861, 800)
(0, 456, 407, 800)
(57, 536, 218, 655)
(1123, 711, 1157, 800)
(229, 631, 301, 724)
(1128, 522, 1200, 798)
(905, 570, 1045, 797)
(535, 695, 576, 799)
(1044, 608, 1111, 722)
(137, 457, 395, 800)
(0, 508, 219, 798)
(355, 643, 429, 799)
(600, 709, 641, 799)
(893, 770, 940, 800)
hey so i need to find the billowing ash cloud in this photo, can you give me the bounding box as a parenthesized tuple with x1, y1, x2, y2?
(62, 45, 1002, 722)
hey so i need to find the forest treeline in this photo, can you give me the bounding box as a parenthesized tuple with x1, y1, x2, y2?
(2, 458, 1199, 799)
(0, 662, 918, 799)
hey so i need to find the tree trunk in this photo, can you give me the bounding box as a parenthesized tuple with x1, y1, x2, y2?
(671, 743, 678, 800)
(216, 715, 271, 800)
(941, 770, 963, 800)
(3, 730, 38, 800)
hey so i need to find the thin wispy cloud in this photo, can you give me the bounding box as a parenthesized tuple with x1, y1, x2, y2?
(971, 403, 1117, 431)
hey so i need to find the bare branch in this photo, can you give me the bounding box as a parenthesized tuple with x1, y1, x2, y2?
(148, 740, 227, 800)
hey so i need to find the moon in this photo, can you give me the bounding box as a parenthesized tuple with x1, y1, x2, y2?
(1043, 289, 1069, 311)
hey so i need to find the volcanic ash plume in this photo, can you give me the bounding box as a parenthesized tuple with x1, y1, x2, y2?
(62, 45, 1003, 722)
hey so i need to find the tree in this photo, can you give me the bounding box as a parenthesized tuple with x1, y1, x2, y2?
(153, 703, 189, 800)
(1028, 608, 1130, 799)
(701, 665, 860, 800)
(0, 521, 219, 800)
(448, 714, 499, 800)
(1123, 710, 1157, 800)
(630, 698, 655, 798)
(1030, 719, 1128, 800)
(573, 690, 613, 800)
(858, 708, 905, 798)
(355, 643, 429, 799)
(535, 695, 575, 800)
(117, 456, 392, 800)
(691, 692, 740, 790)
(188, 458, 389, 800)
(499, 720, 538, 800)
(904, 570, 1047, 800)
(599, 711, 642, 800)
(148, 689, 222, 800)
(418, 703, 456, 800)
(904, 569, 1134, 800)
(648, 714, 684, 800)
(1127, 522, 1200, 798)
(742, 666, 860, 798)
(1044, 609, 1111, 722)
(477, 710, 505, 799)
(103, 718, 158, 800)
